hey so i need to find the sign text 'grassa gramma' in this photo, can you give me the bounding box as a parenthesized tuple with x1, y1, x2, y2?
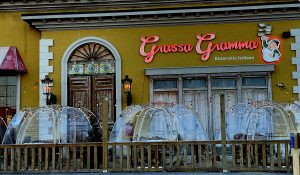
(139, 34, 259, 63)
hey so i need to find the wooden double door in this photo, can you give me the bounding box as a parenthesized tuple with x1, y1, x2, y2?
(68, 75, 115, 123)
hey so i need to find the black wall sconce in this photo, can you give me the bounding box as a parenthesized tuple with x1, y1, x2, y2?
(276, 82, 289, 93)
(276, 82, 285, 88)
(41, 75, 56, 105)
(122, 75, 132, 106)
(282, 31, 291, 38)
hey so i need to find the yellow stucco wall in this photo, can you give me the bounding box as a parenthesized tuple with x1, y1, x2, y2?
(0, 13, 297, 108)
(0, 12, 40, 109)
(42, 20, 299, 108)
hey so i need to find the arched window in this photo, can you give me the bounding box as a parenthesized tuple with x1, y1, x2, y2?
(67, 42, 116, 124)
(68, 42, 115, 75)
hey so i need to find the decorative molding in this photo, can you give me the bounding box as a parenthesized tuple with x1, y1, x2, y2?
(0, 0, 294, 12)
(294, 86, 300, 93)
(145, 64, 275, 76)
(21, 2, 300, 30)
(39, 39, 53, 106)
(293, 72, 300, 79)
(292, 57, 300, 64)
(61, 36, 122, 117)
(291, 29, 300, 100)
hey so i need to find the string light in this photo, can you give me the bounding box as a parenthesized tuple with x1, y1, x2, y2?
(34, 82, 39, 89)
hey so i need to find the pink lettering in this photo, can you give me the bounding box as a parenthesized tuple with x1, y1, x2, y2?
(196, 33, 216, 61)
(228, 42, 238, 49)
(140, 35, 193, 63)
(184, 44, 193, 52)
(249, 41, 258, 49)
(140, 35, 160, 63)
(178, 44, 184, 52)
(238, 41, 249, 49)
(219, 42, 228, 51)
(171, 44, 178, 52)
(140, 34, 260, 63)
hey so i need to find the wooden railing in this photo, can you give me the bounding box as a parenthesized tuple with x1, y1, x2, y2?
(0, 143, 103, 173)
(107, 140, 292, 172)
(0, 140, 292, 173)
(107, 141, 222, 172)
(226, 140, 291, 172)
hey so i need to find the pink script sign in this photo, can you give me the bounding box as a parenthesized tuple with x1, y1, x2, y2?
(139, 34, 259, 63)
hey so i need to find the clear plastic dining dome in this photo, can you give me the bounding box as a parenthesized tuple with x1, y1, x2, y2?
(244, 102, 295, 140)
(2, 108, 38, 144)
(169, 105, 208, 141)
(0, 117, 8, 143)
(2, 106, 102, 144)
(133, 106, 177, 142)
(109, 105, 143, 142)
(285, 103, 299, 124)
(225, 103, 253, 140)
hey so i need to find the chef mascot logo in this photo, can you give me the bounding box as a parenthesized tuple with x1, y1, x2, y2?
(258, 23, 281, 63)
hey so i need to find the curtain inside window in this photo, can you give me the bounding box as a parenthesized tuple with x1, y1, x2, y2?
(153, 92, 178, 105)
(242, 89, 268, 102)
(183, 91, 209, 134)
(212, 90, 237, 140)
(151, 76, 269, 140)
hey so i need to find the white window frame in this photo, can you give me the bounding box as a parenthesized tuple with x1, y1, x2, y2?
(150, 72, 271, 104)
(0, 75, 20, 117)
(149, 72, 271, 140)
(151, 77, 179, 105)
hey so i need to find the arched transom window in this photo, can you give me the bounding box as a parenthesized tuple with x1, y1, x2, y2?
(68, 42, 115, 75)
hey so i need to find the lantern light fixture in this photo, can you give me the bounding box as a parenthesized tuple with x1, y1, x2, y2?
(122, 75, 132, 106)
(41, 75, 53, 105)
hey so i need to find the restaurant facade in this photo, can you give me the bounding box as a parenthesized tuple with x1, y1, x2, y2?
(0, 0, 300, 140)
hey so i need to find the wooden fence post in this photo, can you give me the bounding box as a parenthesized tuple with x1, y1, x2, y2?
(220, 94, 228, 172)
(102, 97, 108, 173)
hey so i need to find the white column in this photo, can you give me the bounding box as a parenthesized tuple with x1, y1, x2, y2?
(39, 39, 53, 106)
(291, 29, 300, 175)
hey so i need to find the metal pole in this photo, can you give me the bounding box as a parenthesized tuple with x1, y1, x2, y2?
(220, 94, 228, 172)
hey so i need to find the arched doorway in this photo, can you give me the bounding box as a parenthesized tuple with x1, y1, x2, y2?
(61, 37, 121, 126)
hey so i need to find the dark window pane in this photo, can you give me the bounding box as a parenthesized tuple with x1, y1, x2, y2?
(0, 76, 17, 125)
(0, 86, 6, 96)
(183, 79, 206, 88)
(0, 97, 6, 107)
(7, 76, 17, 85)
(242, 77, 266, 86)
(154, 80, 177, 89)
(212, 78, 236, 87)
(0, 77, 7, 85)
